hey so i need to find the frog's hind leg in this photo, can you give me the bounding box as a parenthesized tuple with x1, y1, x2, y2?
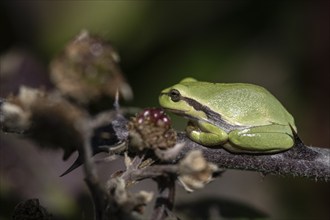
(227, 124, 294, 153)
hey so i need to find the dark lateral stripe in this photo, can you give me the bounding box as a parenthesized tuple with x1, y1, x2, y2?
(181, 96, 244, 132)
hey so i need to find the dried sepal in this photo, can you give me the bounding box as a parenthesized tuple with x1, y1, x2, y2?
(50, 30, 132, 104)
(154, 142, 185, 161)
(124, 152, 132, 168)
(128, 108, 177, 153)
(107, 177, 154, 215)
(178, 150, 219, 192)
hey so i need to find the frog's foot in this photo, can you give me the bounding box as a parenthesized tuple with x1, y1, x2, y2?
(227, 124, 294, 153)
(186, 121, 228, 147)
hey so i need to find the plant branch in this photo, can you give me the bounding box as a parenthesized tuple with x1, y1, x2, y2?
(150, 175, 177, 220)
(79, 119, 109, 220)
(103, 112, 329, 181)
(1, 102, 329, 182)
(174, 133, 330, 181)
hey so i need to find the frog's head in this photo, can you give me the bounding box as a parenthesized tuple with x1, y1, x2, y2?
(159, 78, 207, 121)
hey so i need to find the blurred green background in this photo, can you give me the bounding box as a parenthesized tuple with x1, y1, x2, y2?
(0, 1, 329, 219)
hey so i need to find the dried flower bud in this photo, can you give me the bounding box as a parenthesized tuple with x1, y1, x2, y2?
(178, 150, 219, 192)
(133, 190, 154, 214)
(0, 86, 87, 160)
(128, 108, 177, 151)
(107, 177, 153, 215)
(50, 30, 132, 104)
(1, 86, 45, 132)
(0, 101, 30, 132)
(12, 199, 52, 220)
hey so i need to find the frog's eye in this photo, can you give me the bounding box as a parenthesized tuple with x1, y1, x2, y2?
(169, 89, 181, 102)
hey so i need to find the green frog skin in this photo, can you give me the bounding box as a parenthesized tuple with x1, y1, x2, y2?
(159, 78, 297, 153)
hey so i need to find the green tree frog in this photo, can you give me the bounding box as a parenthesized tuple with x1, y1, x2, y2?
(159, 78, 297, 153)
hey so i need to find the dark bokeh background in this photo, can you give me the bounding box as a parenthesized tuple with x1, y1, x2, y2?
(1, 1, 329, 219)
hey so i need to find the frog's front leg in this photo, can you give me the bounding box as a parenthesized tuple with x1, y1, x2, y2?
(227, 124, 294, 153)
(186, 120, 228, 147)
